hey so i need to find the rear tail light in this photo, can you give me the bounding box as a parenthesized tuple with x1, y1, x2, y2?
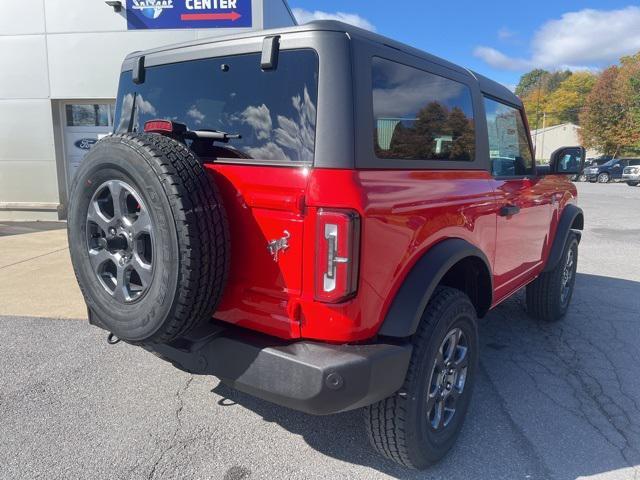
(143, 120, 187, 135)
(315, 209, 360, 303)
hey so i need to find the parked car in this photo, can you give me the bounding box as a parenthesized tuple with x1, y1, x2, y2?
(67, 21, 585, 470)
(586, 158, 640, 183)
(622, 160, 640, 186)
(575, 156, 612, 182)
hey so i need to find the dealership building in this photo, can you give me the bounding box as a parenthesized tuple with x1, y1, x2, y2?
(0, 0, 296, 221)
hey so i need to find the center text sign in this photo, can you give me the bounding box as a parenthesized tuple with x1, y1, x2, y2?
(127, 0, 252, 30)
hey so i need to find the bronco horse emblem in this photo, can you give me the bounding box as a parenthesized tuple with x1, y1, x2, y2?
(267, 230, 290, 261)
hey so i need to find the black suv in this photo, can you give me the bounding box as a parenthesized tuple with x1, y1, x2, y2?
(576, 157, 611, 181)
(586, 158, 640, 183)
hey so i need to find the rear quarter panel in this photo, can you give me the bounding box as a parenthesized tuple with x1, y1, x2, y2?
(300, 169, 497, 342)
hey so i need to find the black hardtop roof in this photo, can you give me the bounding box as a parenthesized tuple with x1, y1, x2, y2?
(126, 20, 520, 107)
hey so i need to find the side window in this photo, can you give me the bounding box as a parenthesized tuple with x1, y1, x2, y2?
(372, 57, 475, 162)
(484, 97, 534, 177)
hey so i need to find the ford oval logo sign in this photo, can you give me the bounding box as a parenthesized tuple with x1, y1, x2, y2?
(75, 138, 98, 150)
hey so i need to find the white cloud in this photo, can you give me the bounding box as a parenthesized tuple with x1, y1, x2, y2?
(246, 142, 288, 161)
(137, 96, 156, 115)
(292, 8, 376, 32)
(475, 6, 640, 71)
(498, 27, 515, 40)
(240, 104, 272, 140)
(473, 47, 532, 71)
(187, 105, 205, 125)
(116, 94, 156, 132)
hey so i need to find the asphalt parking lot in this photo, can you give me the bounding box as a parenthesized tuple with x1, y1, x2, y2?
(1, 182, 639, 480)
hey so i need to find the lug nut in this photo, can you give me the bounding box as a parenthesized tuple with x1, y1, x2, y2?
(109, 227, 117, 235)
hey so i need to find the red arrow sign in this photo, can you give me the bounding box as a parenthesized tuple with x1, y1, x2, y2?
(180, 11, 242, 21)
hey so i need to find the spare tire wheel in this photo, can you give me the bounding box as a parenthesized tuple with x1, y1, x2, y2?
(67, 133, 230, 344)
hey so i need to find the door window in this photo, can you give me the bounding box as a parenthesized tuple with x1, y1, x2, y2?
(372, 57, 475, 162)
(484, 98, 534, 177)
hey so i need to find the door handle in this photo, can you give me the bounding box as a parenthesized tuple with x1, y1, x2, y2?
(499, 204, 520, 217)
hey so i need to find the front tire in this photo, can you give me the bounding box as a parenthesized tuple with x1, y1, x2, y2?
(526, 233, 578, 322)
(628, 181, 639, 187)
(364, 287, 479, 469)
(577, 174, 587, 182)
(597, 172, 610, 183)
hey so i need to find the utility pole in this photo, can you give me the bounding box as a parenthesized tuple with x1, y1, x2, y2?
(540, 112, 547, 162)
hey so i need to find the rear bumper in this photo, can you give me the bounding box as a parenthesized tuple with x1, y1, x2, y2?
(143, 323, 412, 415)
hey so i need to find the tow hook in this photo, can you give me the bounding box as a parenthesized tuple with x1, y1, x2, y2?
(107, 333, 121, 345)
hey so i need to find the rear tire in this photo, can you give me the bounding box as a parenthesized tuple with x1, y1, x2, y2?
(364, 287, 479, 469)
(526, 233, 578, 322)
(68, 133, 230, 344)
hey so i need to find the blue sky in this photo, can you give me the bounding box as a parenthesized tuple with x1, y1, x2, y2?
(288, 1, 640, 90)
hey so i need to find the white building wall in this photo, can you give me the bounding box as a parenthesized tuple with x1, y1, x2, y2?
(0, 0, 294, 220)
(531, 123, 601, 161)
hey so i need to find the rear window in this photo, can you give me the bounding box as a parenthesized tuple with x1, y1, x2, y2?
(114, 49, 318, 164)
(371, 57, 475, 162)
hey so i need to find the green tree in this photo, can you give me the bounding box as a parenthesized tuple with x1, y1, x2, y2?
(515, 69, 549, 97)
(544, 70, 572, 92)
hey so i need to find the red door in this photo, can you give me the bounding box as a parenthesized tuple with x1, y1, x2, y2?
(491, 177, 551, 301)
(483, 97, 551, 303)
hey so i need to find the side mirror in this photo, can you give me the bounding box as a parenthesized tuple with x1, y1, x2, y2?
(550, 146, 585, 175)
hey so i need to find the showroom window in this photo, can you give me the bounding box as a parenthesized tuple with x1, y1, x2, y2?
(65, 104, 115, 127)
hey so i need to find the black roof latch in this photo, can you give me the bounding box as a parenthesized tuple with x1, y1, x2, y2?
(133, 55, 146, 85)
(261, 35, 280, 70)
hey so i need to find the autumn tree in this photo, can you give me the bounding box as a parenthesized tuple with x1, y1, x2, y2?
(545, 72, 596, 125)
(615, 53, 640, 151)
(517, 69, 580, 129)
(578, 53, 640, 155)
(522, 88, 548, 130)
(579, 66, 623, 156)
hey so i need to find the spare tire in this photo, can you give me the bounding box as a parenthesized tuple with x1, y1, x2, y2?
(67, 133, 229, 344)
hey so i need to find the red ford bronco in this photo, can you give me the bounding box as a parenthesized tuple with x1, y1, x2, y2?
(68, 21, 585, 469)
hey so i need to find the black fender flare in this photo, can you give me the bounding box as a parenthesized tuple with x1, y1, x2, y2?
(378, 238, 492, 338)
(543, 204, 584, 273)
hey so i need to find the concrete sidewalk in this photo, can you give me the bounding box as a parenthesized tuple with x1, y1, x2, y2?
(0, 225, 86, 320)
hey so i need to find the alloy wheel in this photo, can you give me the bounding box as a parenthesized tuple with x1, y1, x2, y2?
(426, 328, 469, 430)
(560, 248, 575, 305)
(85, 180, 155, 303)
